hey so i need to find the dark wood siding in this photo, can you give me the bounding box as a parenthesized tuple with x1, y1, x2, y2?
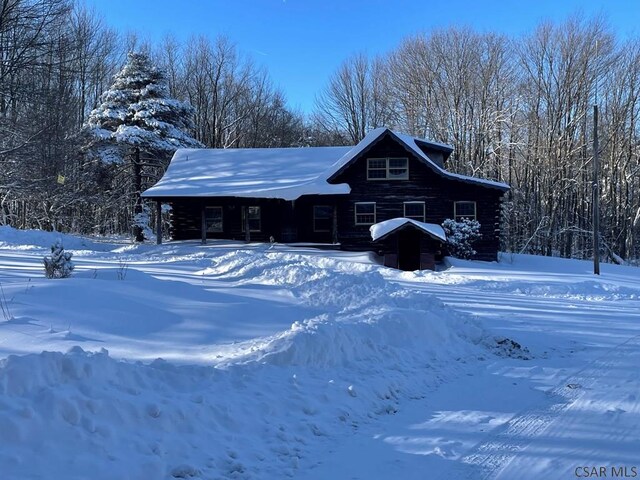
(164, 196, 342, 245)
(167, 197, 289, 243)
(158, 131, 505, 262)
(329, 133, 504, 260)
(291, 196, 336, 244)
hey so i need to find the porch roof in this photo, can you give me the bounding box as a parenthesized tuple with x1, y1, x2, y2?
(141, 146, 352, 201)
(370, 218, 447, 243)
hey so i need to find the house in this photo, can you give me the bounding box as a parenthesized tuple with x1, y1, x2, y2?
(142, 128, 509, 270)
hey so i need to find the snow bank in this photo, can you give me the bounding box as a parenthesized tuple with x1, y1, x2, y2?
(0, 244, 490, 479)
(438, 254, 640, 300)
(255, 299, 482, 369)
(199, 248, 486, 368)
(477, 279, 640, 300)
(0, 226, 117, 252)
(0, 302, 482, 480)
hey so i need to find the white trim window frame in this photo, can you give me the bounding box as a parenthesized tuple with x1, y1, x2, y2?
(403, 201, 425, 222)
(454, 201, 477, 221)
(367, 157, 409, 180)
(241, 206, 262, 232)
(354, 202, 376, 225)
(205, 206, 223, 232)
(313, 205, 332, 232)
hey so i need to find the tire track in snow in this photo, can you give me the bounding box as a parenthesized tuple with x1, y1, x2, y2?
(440, 333, 640, 480)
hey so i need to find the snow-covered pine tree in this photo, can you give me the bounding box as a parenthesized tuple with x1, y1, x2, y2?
(44, 240, 74, 279)
(81, 51, 203, 241)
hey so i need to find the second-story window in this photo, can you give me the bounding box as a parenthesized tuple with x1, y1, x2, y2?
(367, 158, 408, 180)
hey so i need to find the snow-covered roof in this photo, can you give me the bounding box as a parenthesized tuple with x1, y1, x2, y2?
(327, 128, 509, 191)
(370, 218, 447, 242)
(142, 146, 352, 201)
(143, 128, 509, 200)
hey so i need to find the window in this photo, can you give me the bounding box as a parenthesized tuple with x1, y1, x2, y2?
(355, 202, 376, 225)
(454, 201, 476, 221)
(367, 158, 408, 180)
(314, 205, 332, 232)
(241, 206, 261, 232)
(367, 159, 387, 179)
(388, 158, 409, 179)
(205, 206, 223, 232)
(404, 202, 425, 222)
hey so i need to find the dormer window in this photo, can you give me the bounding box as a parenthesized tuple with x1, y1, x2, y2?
(367, 158, 408, 180)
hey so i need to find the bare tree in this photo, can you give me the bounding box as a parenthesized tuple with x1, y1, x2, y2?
(314, 53, 393, 143)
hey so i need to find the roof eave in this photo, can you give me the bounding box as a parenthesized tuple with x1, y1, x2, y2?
(326, 128, 392, 183)
(325, 129, 508, 191)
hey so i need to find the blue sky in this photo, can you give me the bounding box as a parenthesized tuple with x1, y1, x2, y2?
(84, 0, 639, 114)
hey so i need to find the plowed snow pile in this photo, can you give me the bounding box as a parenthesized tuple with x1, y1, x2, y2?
(0, 232, 489, 480)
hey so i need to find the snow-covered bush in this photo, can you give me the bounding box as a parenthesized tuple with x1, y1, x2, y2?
(43, 240, 74, 279)
(442, 218, 482, 259)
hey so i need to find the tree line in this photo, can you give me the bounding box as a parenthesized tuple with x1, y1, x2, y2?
(0, 1, 637, 262)
(0, 0, 315, 236)
(314, 16, 640, 263)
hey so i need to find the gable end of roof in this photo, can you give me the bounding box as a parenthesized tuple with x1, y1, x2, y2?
(325, 128, 392, 183)
(325, 128, 508, 192)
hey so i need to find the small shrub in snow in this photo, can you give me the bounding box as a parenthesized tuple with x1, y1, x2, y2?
(0, 282, 12, 321)
(442, 218, 482, 260)
(117, 258, 128, 280)
(43, 240, 74, 279)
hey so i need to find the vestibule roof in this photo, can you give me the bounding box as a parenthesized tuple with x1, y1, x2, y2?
(370, 218, 447, 243)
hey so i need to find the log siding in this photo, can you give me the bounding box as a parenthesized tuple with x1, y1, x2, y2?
(151, 130, 506, 264)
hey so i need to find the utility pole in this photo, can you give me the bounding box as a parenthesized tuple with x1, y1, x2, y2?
(593, 104, 600, 275)
(592, 39, 601, 276)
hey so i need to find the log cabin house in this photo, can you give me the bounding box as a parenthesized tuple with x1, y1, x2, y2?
(142, 128, 509, 270)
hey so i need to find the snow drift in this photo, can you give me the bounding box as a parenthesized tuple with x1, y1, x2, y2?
(0, 236, 490, 479)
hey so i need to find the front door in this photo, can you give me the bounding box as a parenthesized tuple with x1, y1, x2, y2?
(397, 228, 421, 271)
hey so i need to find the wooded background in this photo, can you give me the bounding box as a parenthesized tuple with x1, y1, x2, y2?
(1, 1, 638, 262)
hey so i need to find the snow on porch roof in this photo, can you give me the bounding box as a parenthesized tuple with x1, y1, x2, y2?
(370, 218, 447, 243)
(141, 146, 353, 201)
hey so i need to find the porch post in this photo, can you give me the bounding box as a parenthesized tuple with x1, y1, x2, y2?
(244, 206, 251, 243)
(290, 200, 297, 242)
(332, 204, 338, 244)
(201, 205, 207, 245)
(156, 200, 162, 245)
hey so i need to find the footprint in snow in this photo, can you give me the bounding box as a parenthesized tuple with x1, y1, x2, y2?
(605, 407, 627, 419)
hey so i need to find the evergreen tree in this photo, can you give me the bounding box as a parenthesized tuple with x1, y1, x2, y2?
(81, 52, 202, 241)
(43, 240, 74, 279)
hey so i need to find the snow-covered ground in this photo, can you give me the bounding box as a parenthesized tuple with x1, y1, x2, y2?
(0, 226, 639, 479)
